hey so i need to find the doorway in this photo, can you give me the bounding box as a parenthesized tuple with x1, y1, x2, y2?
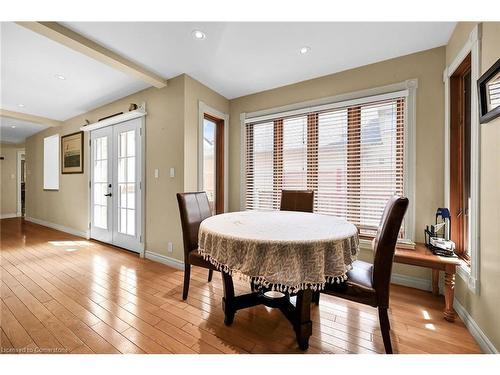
(449, 53, 471, 259)
(17, 150, 25, 217)
(89, 118, 143, 253)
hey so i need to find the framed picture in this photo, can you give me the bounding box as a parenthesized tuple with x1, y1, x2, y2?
(61, 131, 84, 174)
(478, 58, 500, 124)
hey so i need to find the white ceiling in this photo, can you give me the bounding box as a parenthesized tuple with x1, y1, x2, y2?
(0, 116, 47, 144)
(1, 21, 455, 131)
(0, 22, 149, 121)
(65, 22, 456, 99)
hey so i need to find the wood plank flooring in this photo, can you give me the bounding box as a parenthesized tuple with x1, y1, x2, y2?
(0, 218, 481, 354)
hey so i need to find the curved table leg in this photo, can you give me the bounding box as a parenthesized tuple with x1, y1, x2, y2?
(221, 271, 236, 326)
(444, 269, 456, 322)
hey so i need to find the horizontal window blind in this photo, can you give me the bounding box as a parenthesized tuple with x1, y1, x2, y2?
(245, 95, 406, 238)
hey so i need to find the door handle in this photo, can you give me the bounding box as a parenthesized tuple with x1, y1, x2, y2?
(104, 193, 112, 197)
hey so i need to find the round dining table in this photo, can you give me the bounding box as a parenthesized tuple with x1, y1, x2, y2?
(198, 210, 359, 350)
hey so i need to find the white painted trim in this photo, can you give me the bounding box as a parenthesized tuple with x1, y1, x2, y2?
(197, 101, 229, 212)
(245, 89, 410, 124)
(404, 80, 418, 242)
(1, 213, 19, 219)
(25, 216, 89, 239)
(144, 250, 184, 270)
(16, 150, 25, 217)
(239, 80, 418, 242)
(391, 273, 432, 292)
(443, 24, 481, 294)
(244, 80, 417, 121)
(239, 112, 247, 210)
(81, 107, 147, 132)
(454, 298, 498, 353)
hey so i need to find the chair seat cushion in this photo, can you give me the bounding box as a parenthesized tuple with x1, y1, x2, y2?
(347, 260, 374, 289)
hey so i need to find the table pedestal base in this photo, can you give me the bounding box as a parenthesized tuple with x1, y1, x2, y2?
(221, 272, 312, 350)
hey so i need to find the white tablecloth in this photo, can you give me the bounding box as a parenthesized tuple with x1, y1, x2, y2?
(198, 211, 359, 293)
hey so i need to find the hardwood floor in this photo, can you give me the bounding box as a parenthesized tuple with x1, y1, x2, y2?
(0, 218, 481, 354)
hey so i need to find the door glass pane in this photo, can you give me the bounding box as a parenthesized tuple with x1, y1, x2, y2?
(203, 118, 216, 211)
(93, 136, 108, 229)
(117, 130, 136, 236)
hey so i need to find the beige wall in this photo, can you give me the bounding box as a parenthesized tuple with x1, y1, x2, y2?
(0, 143, 24, 216)
(446, 22, 500, 351)
(26, 74, 229, 262)
(228, 47, 446, 280)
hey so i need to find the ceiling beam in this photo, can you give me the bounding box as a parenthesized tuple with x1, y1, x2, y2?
(0, 109, 62, 128)
(16, 22, 168, 89)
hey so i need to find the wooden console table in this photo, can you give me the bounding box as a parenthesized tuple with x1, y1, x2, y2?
(394, 243, 462, 322)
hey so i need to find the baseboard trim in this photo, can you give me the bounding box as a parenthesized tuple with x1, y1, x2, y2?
(453, 298, 498, 354)
(144, 251, 184, 270)
(24, 217, 89, 239)
(1, 213, 18, 219)
(391, 273, 432, 292)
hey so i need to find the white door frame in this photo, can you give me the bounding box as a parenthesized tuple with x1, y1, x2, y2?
(198, 101, 229, 212)
(85, 113, 146, 257)
(16, 150, 25, 217)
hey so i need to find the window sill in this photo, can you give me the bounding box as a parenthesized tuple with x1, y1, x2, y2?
(456, 259, 480, 295)
(358, 237, 416, 251)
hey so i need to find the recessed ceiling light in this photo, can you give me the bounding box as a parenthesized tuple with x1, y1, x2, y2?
(55, 74, 66, 80)
(17, 103, 25, 108)
(300, 46, 311, 55)
(192, 30, 206, 40)
(11, 125, 16, 129)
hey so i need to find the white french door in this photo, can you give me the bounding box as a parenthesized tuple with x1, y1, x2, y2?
(90, 118, 143, 253)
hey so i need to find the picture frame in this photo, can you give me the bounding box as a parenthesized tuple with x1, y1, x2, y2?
(478, 58, 500, 124)
(61, 131, 84, 174)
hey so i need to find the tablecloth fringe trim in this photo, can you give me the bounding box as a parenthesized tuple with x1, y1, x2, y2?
(199, 250, 350, 293)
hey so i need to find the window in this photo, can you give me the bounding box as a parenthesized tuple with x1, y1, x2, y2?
(449, 54, 471, 259)
(201, 113, 225, 214)
(245, 94, 406, 239)
(43, 134, 59, 190)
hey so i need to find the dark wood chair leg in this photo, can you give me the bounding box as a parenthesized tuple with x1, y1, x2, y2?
(182, 263, 191, 300)
(208, 269, 213, 282)
(221, 272, 236, 325)
(312, 291, 320, 305)
(378, 307, 393, 354)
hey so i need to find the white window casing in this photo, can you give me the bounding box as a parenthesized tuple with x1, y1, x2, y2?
(240, 79, 417, 246)
(443, 24, 481, 294)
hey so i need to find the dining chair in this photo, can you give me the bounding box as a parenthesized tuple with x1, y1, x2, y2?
(319, 195, 409, 354)
(176, 192, 218, 300)
(280, 190, 315, 212)
(249, 190, 316, 293)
